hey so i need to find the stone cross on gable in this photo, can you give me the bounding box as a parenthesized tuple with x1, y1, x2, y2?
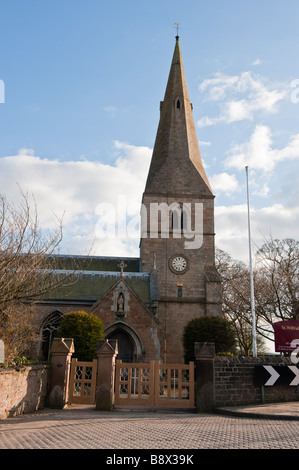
(118, 260, 127, 277)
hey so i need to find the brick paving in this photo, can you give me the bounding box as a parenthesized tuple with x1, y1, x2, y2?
(0, 405, 299, 450)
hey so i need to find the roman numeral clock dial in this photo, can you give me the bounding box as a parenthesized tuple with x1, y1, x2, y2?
(169, 255, 188, 273)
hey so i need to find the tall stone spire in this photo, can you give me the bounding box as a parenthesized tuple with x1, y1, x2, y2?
(144, 36, 213, 197)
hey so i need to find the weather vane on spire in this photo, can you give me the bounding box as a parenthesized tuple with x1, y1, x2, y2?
(174, 22, 181, 37)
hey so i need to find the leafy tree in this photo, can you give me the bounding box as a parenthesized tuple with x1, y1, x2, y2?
(183, 316, 237, 362)
(57, 311, 104, 361)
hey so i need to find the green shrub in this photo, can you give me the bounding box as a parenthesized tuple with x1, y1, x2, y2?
(183, 316, 237, 363)
(57, 311, 104, 361)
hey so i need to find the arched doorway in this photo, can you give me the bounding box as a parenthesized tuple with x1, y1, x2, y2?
(105, 322, 144, 363)
(107, 328, 135, 362)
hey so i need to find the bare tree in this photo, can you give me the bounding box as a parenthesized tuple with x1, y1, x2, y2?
(255, 237, 299, 327)
(0, 303, 39, 362)
(215, 248, 266, 355)
(216, 238, 299, 354)
(0, 190, 80, 362)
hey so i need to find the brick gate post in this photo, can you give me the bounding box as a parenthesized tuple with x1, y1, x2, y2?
(48, 338, 75, 409)
(194, 342, 216, 412)
(95, 339, 118, 411)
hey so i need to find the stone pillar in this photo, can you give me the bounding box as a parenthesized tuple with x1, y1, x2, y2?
(48, 338, 74, 409)
(95, 339, 118, 411)
(195, 342, 216, 413)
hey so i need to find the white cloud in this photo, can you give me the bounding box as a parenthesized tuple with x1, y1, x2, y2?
(1, 142, 298, 264)
(225, 125, 299, 173)
(251, 59, 262, 66)
(114, 140, 152, 179)
(198, 140, 211, 147)
(103, 105, 117, 117)
(0, 143, 152, 256)
(210, 172, 240, 195)
(197, 116, 220, 127)
(199, 73, 239, 101)
(197, 71, 287, 127)
(215, 203, 299, 262)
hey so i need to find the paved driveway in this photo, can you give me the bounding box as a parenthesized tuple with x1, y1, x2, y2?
(0, 406, 298, 450)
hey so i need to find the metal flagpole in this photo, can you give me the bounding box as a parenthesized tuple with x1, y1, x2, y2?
(245, 166, 257, 357)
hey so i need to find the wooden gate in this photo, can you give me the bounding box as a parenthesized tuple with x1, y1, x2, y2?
(114, 360, 195, 409)
(69, 358, 97, 405)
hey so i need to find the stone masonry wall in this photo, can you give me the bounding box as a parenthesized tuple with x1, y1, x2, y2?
(0, 365, 50, 419)
(214, 356, 299, 407)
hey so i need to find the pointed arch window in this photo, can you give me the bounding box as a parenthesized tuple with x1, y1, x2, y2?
(175, 97, 181, 110)
(171, 203, 182, 231)
(172, 211, 180, 230)
(171, 205, 190, 232)
(40, 310, 64, 361)
(171, 203, 187, 232)
(181, 209, 188, 230)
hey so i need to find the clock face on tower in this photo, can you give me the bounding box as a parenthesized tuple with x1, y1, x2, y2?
(169, 255, 188, 274)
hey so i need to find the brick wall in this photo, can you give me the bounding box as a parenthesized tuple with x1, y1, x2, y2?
(214, 356, 299, 407)
(0, 365, 50, 419)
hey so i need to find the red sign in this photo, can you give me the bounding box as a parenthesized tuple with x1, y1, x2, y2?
(274, 320, 299, 353)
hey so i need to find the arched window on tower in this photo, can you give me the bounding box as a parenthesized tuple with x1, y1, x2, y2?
(171, 203, 190, 231)
(172, 211, 179, 230)
(181, 209, 188, 230)
(171, 203, 182, 232)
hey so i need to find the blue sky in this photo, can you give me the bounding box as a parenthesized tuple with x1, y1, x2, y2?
(0, 0, 299, 261)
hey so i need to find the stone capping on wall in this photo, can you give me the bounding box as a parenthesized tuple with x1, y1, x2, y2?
(0, 364, 50, 420)
(213, 355, 299, 408)
(194, 342, 299, 411)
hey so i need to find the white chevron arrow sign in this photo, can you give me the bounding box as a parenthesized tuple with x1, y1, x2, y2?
(264, 366, 280, 386)
(288, 366, 299, 386)
(256, 365, 299, 386)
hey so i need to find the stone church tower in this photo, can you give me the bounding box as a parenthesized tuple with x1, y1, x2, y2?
(140, 36, 222, 363)
(36, 36, 221, 365)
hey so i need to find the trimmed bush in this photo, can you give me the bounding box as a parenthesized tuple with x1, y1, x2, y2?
(183, 316, 237, 363)
(57, 311, 104, 361)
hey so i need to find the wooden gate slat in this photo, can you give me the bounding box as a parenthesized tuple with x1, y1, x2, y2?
(115, 360, 195, 409)
(114, 360, 154, 407)
(69, 358, 97, 405)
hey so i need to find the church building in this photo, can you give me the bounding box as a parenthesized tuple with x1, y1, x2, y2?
(36, 36, 222, 364)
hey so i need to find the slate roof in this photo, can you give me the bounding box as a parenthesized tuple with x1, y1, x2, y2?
(44, 255, 151, 304)
(51, 255, 140, 273)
